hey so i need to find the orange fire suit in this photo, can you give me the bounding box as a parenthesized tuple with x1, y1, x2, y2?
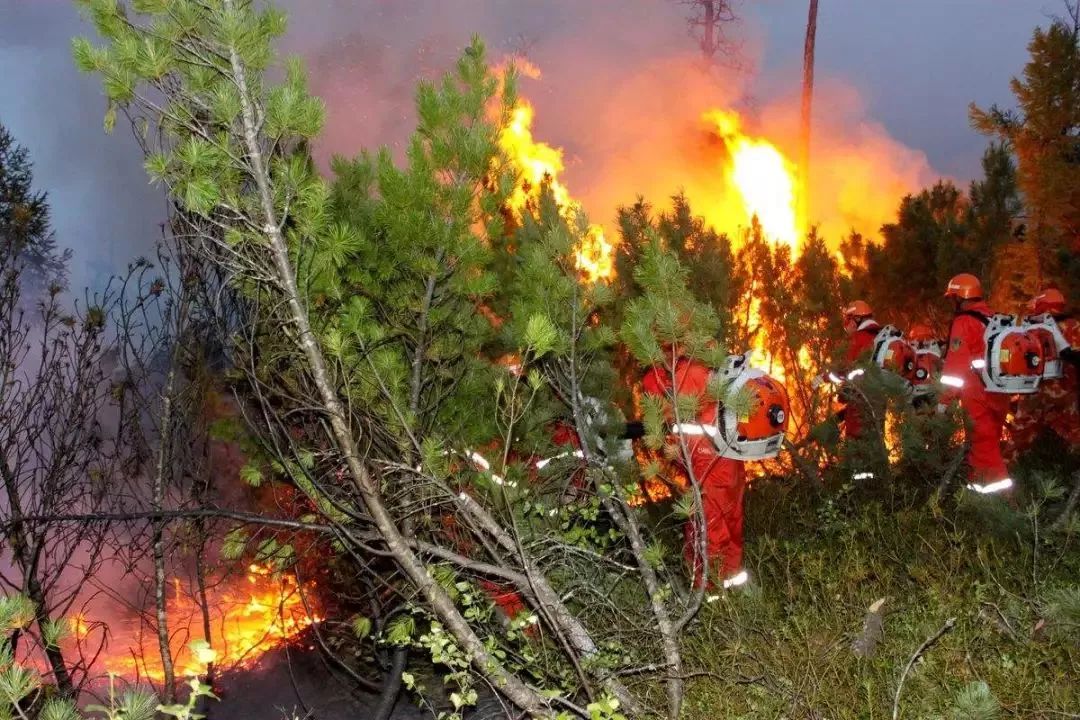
(842, 319, 882, 439)
(642, 357, 745, 587)
(941, 301, 1012, 490)
(1007, 316, 1080, 459)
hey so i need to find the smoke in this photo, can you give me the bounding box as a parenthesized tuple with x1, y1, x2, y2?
(284, 0, 938, 249)
(1, 0, 1047, 283)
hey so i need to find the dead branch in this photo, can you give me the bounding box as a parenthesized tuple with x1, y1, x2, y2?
(892, 616, 957, 720)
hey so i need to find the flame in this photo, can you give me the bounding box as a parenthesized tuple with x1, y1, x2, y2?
(70, 563, 319, 683)
(704, 109, 802, 251)
(497, 97, 615, 282)
(576, 225, 615, 284)
(885, 411, 902, 465)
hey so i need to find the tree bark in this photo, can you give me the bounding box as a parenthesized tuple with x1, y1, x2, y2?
(799, 0, 819, 233)
(152, 366, 177, 702)
(0, 459, 73, 695)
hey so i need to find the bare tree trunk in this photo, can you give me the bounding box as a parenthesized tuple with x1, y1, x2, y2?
(0, 461, 73, 695)
(702, 0, 716, 60)
(220, 10, 552, 714)
(28, 578, 74, 695)
(799, 0, 819, 233)
(194, 528, 215, 684)
(152, 368, 177, 702)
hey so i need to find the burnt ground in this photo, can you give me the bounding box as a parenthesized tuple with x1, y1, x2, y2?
(205, 637, 508, 720)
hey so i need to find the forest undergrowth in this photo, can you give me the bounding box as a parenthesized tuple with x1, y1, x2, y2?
(678, 456, 1080, 720)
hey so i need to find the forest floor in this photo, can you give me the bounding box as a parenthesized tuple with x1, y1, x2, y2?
(680, 473, 1080, 720)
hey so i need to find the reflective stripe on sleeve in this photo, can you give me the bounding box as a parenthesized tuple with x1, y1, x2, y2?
(722, 570, 749, 589)
(535, 449, 585, 470)
(670, 423, 720, 438)
(966, 478, 1014, 495)
(940, 375, 965, 388)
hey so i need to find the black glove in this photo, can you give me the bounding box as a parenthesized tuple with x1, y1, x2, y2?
(1061, 347, 1080, 367)
(620, 421, 646, 440)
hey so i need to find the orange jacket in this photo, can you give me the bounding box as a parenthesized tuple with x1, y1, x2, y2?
(845, 319, 881, 366)
(642, 357, 717, 425)
(942, 300, 1007, 407)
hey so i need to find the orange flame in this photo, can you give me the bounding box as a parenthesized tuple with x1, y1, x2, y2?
(704, 109, 803, 252)
(497, 96, 615, 283)
(70, 563, 319, 683)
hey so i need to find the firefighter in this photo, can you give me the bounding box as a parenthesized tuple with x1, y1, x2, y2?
(641, 352, 749, 595)
(838, 301, 883, 440)
(1007, 288, 1080, 459)
(940, 273, 1014, 494)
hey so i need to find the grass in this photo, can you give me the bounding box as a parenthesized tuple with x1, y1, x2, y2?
(679, 478, 1080, 720)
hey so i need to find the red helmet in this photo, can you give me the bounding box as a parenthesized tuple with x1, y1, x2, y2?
(907, 324, 936, 343)
(842, 300, 873, 319)
(1031, 288, 1066, 315)
(945, 273, 982, 300)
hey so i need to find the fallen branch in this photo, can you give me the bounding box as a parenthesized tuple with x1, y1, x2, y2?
(892, 616, 956, 720)
(852, 597, 887, 659)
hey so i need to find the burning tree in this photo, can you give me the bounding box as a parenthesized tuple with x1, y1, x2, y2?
(970, 7, 1080, 301)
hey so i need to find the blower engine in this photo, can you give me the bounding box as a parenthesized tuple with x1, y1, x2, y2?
(1024, 313, 1069, 380)
(976, 313, 1043, 394)
(871, 325, 917, 384)
(709, 353, 790, 461)
(910, 341, 944, 398)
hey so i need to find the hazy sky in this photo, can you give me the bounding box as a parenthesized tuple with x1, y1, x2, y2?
(0, 0, 1064, 291)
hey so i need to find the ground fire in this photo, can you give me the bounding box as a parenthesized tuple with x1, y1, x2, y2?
(68, 563, 319, 683)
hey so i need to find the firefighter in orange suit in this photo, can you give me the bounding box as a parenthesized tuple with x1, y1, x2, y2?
(839, 301, 882, 439)
(940, 273, 1014, 494)
(1008, 288, 1080, 459)
(642, 354, 748, 594)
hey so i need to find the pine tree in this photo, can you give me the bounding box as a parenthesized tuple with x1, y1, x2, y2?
(615, 193, 738, 345)
(844, 145, 1020, 328)
(0, 124, 68, 289)
(970, 17, 1080, 294)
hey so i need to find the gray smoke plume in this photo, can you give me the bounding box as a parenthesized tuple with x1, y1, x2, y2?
(0, 0, 1052, 288)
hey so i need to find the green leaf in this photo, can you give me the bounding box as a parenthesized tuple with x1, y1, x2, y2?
(41, 618, 68, 648)
(239, 462, 263, 488)
(120, 689, 159, 720)
(40, 699, 79, 720)
(0, 596, 35, 632)
(350, 615, 372, 640)
(104, 104, 117, 134)
(221, 528, 247, 561)
(144, 152, 170, 184)
(183, 177, 220, 215)
(386, 616, 415, 646)
(524, 313, 558, 357)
